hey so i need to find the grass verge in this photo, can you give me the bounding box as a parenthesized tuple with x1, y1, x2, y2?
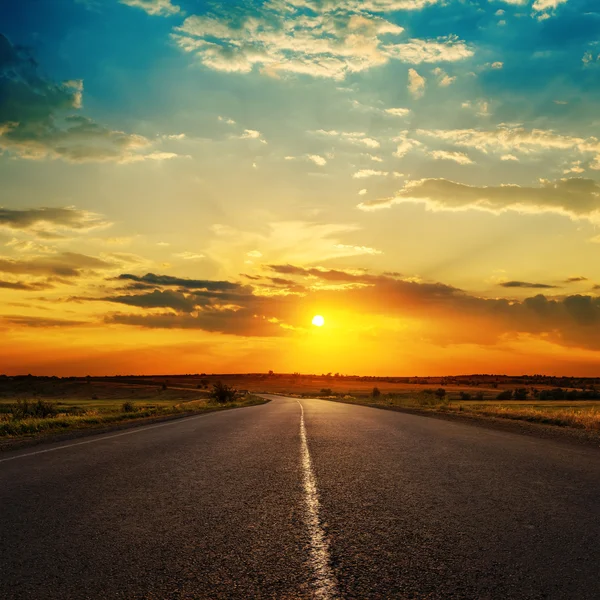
(318, 392, 600, 442)
(0, 394, 267, 441)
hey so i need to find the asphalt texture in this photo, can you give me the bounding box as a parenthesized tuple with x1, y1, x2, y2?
(1, 395, 600, 599)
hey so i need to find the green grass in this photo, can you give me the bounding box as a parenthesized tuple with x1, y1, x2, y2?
(325, 392, 600, 432)
(0, 384, 266, 438)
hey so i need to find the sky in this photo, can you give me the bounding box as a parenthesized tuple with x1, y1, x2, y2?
(1, 0, 600, 376)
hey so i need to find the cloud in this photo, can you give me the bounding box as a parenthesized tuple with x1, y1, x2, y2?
(120, 0, 180, 16)
(416, 126, 600, 165)
(0, 252, 113, 278)
(0, 207, 110, 238)
(385, 107, 411, 117)
(239, 129, 265, 141)
(312, 129, 380, 149)
(1, 316, 87, 328)
(357, 177, 600, 221)
(104, 289, 198, 312)
(491, 61, 504, 69)
(353, 169, 389, 178)
(429, 150, 473, 165)
(0, 34, 180, 164)
(173, 251, 206, 260)
(408, 68, 426, 98)
(307, 154, 327, 166)
(115, 272, 242, 291)
(173, 3, 472, 81)
(432, 67, 455, 86)
(565, 276, 588, 283)
(531, 0, 569, 16)
(499, 281, 559, 289)
(0, 279, 53, 291)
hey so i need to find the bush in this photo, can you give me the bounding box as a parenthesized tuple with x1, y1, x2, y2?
(320, 388, 333, 395)
(372, 387, 381, 398)
(121, 401, 136, 412)
(435, 388, 446, 400)
(496, 390, 513, 400)
(210, 381, 238, 404)
(459, 391, 471, 401)
(513, 388, 529, 400)
(474, 391, 485, 401)
(12, 399, 57, 420)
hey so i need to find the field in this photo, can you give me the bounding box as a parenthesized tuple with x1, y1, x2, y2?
(0, 377, 262, 438)
(2, 373, 600, 439)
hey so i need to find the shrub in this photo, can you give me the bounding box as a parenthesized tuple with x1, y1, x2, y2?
(496, 390, 513, 400)
(320, 388, 333, 395)
(435, 388, 446, 400)
(459, 391, 471, 401)
(372, 387, 381, 398)
(513, 388, 529, 400)
(210, 381, 238, 404)
(474, 391, 485, 401)
(121, 401, 136, 412)
(12, 399, 57, 420)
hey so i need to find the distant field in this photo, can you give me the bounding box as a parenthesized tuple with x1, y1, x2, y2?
(0, 378, 261, 439)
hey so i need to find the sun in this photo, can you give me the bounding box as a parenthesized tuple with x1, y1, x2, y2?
(312, 315, 325, 327)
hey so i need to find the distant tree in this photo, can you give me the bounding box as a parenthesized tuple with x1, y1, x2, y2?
(210, 381, 239, 404)
(474, 391, 485, 401)
(268, 370, 274, 376)
(513, 388, 529, 400)
(435, 388, 446, 400)
(372, 387, 381, 398)
(320, 388, 333, 396)
(496, 390, 513, 400)
(459, 391, 471, 401)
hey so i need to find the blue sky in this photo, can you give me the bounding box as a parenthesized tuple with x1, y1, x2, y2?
(2, 0, 600, 375)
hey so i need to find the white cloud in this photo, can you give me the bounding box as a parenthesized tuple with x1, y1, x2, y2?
(432, 67, 455, 86)
(491, 61, 504, 69)
(416, 126, 600, 165)
(238, 129, 267, 144)
(120, 0, 180, 16)
(385, 107, 411, 117)
(429, 150, 473, 165)
(247, 250, 263, 258)
(358, 177, 600, 222)
(218, 116, 236, 125)
(353, 169, 389, 178)
(333, 244, 382, 255)
(174, 251, 206, 260)
(173, 3, 472, 81)
(312, 130, 380, 149)
(408, 68, 426, 98)
(307, 154, 327, 166)
(358, 189, 368, 195)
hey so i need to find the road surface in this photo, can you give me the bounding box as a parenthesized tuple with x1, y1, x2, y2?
(1, 395, 600, 599)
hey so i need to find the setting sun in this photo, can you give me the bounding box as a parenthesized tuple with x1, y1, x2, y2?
(312, 315, 325, 327)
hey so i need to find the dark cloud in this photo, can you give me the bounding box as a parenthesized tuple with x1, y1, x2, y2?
(1, 315, 86, 328)
(0, 207, 107, 233)
(267, 264, 384, 284)
(565, 276, 588, 283)
(103, 290, 198, 312)
(0, 252, 113, 277)
(0, 34, 164, 163)
(107, 309, 287, 337)
(0, 279, 53, 291)
(115, 272, 241, 291)
(499, 281, 559, 289)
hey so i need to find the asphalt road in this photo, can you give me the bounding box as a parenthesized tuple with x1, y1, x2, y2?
(2, 396, 600, 599)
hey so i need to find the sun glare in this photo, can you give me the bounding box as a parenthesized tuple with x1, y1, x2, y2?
(312, 315, 325, 327)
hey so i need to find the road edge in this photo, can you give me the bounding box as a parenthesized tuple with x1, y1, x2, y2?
(0, 398, 271, 454)
(316, 397, 600, 448)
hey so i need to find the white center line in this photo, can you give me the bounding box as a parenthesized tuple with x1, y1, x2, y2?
(0, 412, 212, 464)
(297, 400, 339, 599)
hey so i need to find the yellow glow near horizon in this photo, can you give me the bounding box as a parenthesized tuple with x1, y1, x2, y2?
(312, 315, 325, 327)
